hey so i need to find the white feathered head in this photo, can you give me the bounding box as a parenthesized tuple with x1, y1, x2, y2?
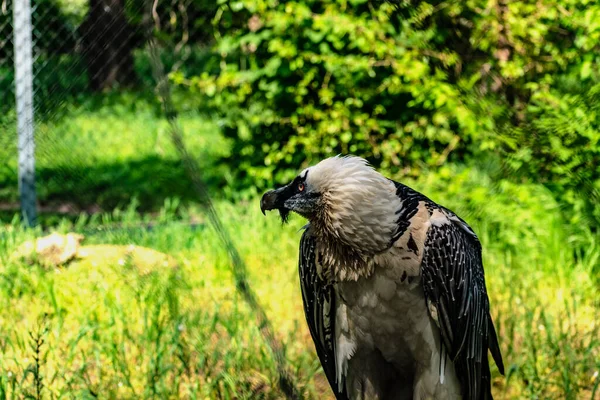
(261, 155, 401, 254)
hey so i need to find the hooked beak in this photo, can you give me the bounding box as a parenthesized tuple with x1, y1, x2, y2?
(260, 186, 289, 216)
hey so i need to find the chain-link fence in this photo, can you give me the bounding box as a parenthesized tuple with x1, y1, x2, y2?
(1, 1, 300, 398)
(1, 0, 222, 223)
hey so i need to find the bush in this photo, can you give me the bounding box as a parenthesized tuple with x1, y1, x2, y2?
(499, 80, 600, 226)
(176, 0, 600, 225)
(177, 0, 498, 191)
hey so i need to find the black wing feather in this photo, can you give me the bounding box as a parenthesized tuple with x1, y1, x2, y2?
(299, 228, 348, 400)
(421, 212, 505, 400)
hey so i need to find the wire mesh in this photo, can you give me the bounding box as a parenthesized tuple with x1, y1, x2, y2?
(1, 0, 300, 398)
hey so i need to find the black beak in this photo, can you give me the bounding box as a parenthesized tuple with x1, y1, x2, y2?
(260, 190, 276, 215)
(260, 186, 288, 215)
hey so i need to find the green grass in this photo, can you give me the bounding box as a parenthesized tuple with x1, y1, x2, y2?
(0, 202, 319, 399)
(0, 91, 231, 214)
(0, 196, 599, 399)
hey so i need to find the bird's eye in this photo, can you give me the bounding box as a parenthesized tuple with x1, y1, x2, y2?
(298, 183, 305, 192)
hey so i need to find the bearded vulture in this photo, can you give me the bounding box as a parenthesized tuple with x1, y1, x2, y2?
(260, 155, 504, 400)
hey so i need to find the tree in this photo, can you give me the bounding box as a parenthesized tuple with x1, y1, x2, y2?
(79, 0, 137, 91)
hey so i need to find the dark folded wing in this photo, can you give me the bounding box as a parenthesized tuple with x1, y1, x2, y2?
(421, 215, 504, 400)
(299, 228, 348, 400)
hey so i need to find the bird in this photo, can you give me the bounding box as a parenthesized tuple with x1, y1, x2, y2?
(260, 155, 504, 400)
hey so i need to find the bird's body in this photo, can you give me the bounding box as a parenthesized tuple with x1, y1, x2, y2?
(261, 156, 504, 400)
(333, 261, 461, 399)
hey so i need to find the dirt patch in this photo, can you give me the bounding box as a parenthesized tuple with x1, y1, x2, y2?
(12, 232, 178, 273)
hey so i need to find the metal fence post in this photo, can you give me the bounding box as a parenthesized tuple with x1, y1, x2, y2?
(13, 0, 37, 227)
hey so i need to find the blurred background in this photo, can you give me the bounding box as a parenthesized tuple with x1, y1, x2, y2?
(1, 0, 599, 398)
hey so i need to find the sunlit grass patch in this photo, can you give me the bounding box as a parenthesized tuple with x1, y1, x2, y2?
(488, 265, 600, 399)
(0, 197, 599, 399)
(0, 202, 319, 399)
(0, 92, 230, 212)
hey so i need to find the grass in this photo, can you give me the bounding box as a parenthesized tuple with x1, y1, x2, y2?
(0, 196, 599, 399)
(0, 91, 231, 214)
(0, 203, 317, 399)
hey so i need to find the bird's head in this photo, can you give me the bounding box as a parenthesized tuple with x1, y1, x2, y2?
(259, 161, 324, 223)
(260, 155, 401, 253)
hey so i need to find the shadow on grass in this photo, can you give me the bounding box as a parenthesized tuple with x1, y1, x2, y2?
(0, 155, 227, 224)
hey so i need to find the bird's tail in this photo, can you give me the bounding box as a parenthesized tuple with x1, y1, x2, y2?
(488, 317, 505, 375)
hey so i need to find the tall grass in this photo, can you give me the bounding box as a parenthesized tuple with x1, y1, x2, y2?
(0, 192, 598, 399)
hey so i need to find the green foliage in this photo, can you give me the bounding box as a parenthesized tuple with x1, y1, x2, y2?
(182, 0, 493, 190)
(0, 0, 80, 113)
(176, 0, 600, 225)
(410, 164, 563, 256)
(500, 80, 600, 225)
(0, 0, 78, 61)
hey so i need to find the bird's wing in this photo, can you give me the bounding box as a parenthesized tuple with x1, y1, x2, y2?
(299, 228, 348, 400)
(420, 211, 505, 400)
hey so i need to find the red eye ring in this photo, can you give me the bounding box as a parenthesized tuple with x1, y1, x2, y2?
(298, 183, 305, 192)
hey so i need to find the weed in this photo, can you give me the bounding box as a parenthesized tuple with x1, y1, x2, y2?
(23, 314, 49, 400)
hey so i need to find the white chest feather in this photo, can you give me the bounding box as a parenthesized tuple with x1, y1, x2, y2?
(330, 203, 462, 398)
(336, 269, 433, 367)
(333, 267, 461, 399)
